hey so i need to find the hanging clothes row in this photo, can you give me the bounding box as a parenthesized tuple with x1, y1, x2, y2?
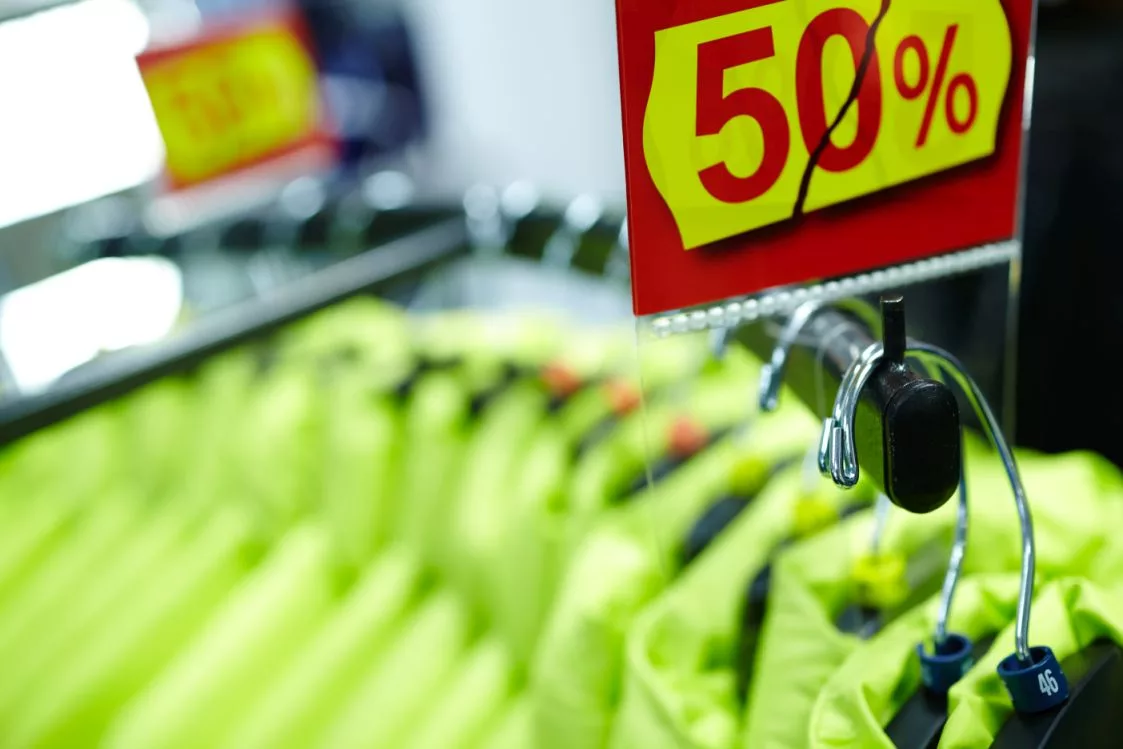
(1, 291, 1121, 749)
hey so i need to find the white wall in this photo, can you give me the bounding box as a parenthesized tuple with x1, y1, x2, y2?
(404, 0, 626, 204)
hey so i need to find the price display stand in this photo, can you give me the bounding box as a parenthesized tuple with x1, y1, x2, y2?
(612, 2, 1046, 746)
(616, 0, 1034, 421)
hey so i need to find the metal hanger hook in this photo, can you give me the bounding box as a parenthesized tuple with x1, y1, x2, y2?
(910, 359, 970, 648)
(934, 449, 969, 647)
(758, 298, 884, 413)
(759, 301, 824, 411)
(870, 493, 893, 556)
(907, 342, 1034, 664)
(824, 340, 1035, 663)
(817, 341, 885, 486)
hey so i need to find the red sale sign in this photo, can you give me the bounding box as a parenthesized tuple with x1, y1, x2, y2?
(137, 12, 336, 191)
(616, 0, 1033, 316)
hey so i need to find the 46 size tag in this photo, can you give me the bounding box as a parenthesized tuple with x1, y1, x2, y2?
(616, 0, 1032, 317)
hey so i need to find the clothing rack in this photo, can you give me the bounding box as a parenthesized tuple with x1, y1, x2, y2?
(732, 299, 963, 513)
(0, 185, 628, 446)
(0, 182, 965, 521)
(0, 217, 468, 446)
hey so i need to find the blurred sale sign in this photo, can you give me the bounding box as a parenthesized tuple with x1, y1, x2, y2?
(616, 0, 1033, 316)
(137, 13, 334, 190)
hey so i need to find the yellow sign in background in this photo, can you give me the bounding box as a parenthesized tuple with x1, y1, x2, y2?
(643, 0, 1012, 250)
(140, 23, 322, 188)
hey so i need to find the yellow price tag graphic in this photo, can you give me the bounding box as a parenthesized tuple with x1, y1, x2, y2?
(138, 20, 326, 189)
(643, 0, 1012, 250)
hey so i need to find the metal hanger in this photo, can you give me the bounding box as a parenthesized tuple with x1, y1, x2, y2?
(822, 296, 1077, 748)
(729, 309, 887, 697)
(735, 295, 961, 513)
(753, 298, 958, 633)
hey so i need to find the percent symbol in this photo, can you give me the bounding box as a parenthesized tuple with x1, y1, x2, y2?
(893, 25, 978, 148)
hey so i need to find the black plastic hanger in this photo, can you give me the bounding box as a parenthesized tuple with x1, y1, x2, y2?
(817, 295, 1080, 748)
(571, 380, 642, 460)
(467, 362, 526, 416)
(679, 455, 803, 568)
(540, 362, 589, 414)
(989, 639, 1123, 748)
(573, 415, 619, 460)
(833, 533, 951, 640)
(733, 500, 870, 700)
(621, 423, 733, 499)
(883, 633, 998, 749)
(392, 355, 460, 401)
(732, 297, 962, 515)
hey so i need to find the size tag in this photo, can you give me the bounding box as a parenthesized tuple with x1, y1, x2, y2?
(137, 13, 334, 190)
(616, 0, 1032, 316)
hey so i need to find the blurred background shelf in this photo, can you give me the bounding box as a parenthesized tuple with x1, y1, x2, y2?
(0, 0, 1119, 463)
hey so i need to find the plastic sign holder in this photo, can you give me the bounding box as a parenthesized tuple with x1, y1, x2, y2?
(136, 10, 336, 193)
(616, 0, 1034, 319)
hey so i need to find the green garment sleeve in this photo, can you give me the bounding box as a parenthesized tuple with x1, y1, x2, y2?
(478, 694, 534, 749)
(394, 371, 471, 559)
(0, 497, 83, 604)
(9, 508, 257, 749)
(486, 333, 720, 669)
(0, 401, 125, 506)
(0, 502, 189, 735)
(808, 573, 1024, 749)
(118, 378, 195, 497)
(0, 404, 126, 561)
(610, 468, 871, 749)
(223, 548, 423, 749)
(941, 578, 1123, 748)
(315, 587, 472, 749)
(175, 349, 257, 513)
(0, 495, 141, 665)
(444, 381, 550, 618)
(318, 377, 399, 568)
(103, 525, 336, 749)
(490, 421, 571, 668)
(234, 369, 326, 531)
(403, 637, 515, 749)
(274, 297, 413, 388)
(531, 409, 817, 749)
(742, 449, 1123, 749)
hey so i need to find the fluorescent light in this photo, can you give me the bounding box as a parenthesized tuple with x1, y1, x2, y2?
(0, 256, 183, 393)
(0, 0, 163, 229)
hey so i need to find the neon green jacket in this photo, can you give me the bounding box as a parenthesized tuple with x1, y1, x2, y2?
(401, 636, 516, 749)
(441, 329, 631, 621)
(941, 577, 1123, 748)
(482, 335, 718, 668)
(808, 573, 1023, 749)
(396, 313, 585, 580)
(609, 465, 873, 749)
(221, 548, 424, 749)
(530, 398, 819, 749)
(742, 450, 1123, 749)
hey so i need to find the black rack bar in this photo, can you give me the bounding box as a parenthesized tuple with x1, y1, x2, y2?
(733, 303, 962, 512)
(0, 218, 468, 445)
